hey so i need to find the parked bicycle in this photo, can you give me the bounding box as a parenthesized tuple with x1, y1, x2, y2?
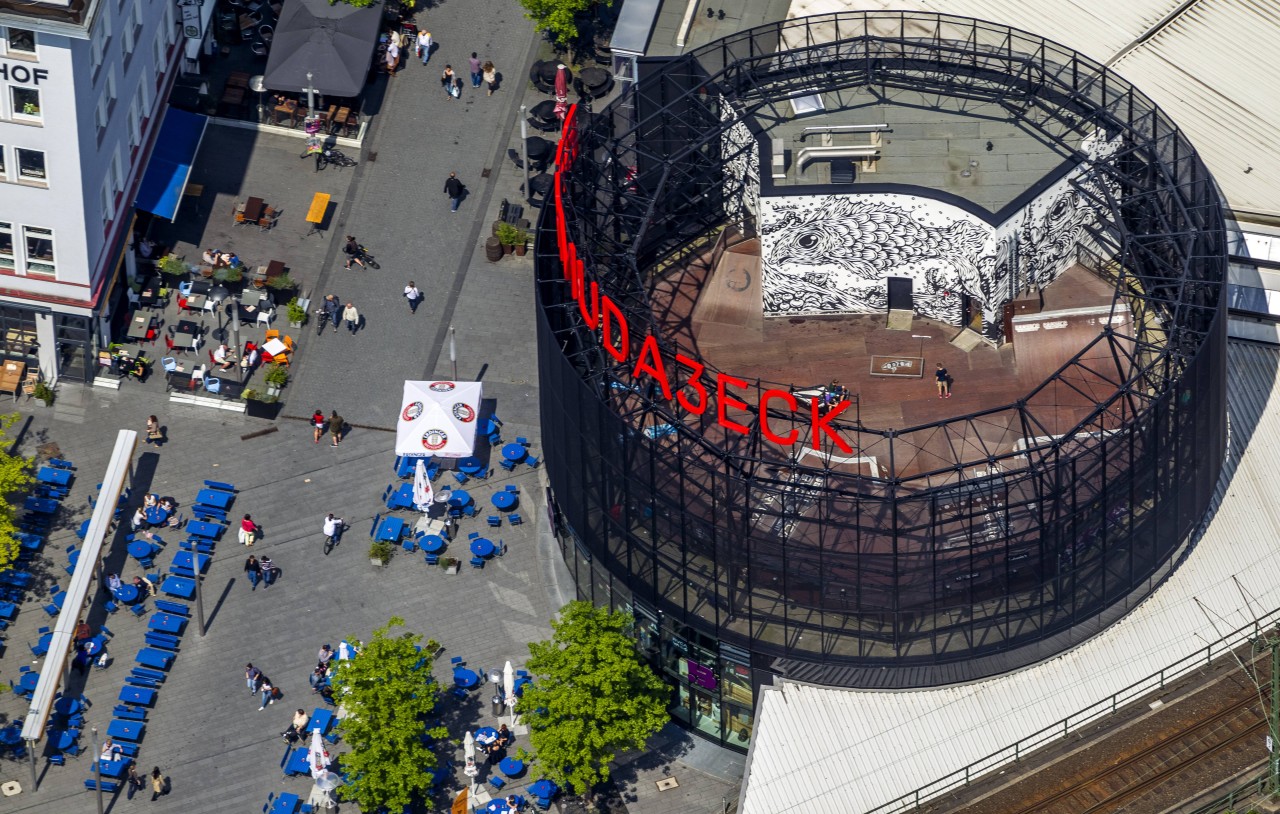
(321, 148, 358, 169)
(342, 236, 380, 269)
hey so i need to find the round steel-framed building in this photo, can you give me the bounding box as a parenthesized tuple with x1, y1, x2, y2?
(534, 11, 1227, 751)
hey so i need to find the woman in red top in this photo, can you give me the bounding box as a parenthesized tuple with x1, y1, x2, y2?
(239, 514, 258, 546)
(312, 409, 326, 444)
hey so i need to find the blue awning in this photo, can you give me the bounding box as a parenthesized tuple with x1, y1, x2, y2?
(135, 108, 208, 221)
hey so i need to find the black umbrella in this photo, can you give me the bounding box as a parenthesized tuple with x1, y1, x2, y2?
(263, 0, 383, 98)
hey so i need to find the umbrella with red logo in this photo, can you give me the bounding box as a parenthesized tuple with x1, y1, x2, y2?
(554, 63, 569, 122)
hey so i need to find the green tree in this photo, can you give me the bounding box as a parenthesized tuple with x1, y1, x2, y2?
(331, 618, 448, 812)
(0, 414, 33, 573)
(517, 601, 668, 799)
(518, 0, 612, 48)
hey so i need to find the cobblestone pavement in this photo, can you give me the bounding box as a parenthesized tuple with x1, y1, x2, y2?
(0, 1, 749, 811)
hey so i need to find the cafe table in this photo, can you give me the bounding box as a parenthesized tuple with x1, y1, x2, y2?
(447, 489, 472, 508)
(17, 672, 39, 694)
(24, 496, 59, 514)
(53, 696, 82, 715)
(98, 758, 131, 778)
(242, 196, 265, 223)
(196, 488, 234, 508)
(306, 708, 333, 734)
(0, 600, 15, 619)
(419, 534, 445, 553)
(83, 635, 106, 656)
(387, 482, 415, 509)
(144, 505, 169, 525)
(161, 575, 196, 599)
(457, 456, 485, 475)
(270, 792, 302, 814)
(187, 520, 223, 539)
(125, 313, 153, 341)
(36, 466, 72, 486)
(127, 540, 154, 560)
(0, 725, 20, 746)
(48, 729, 79, 751)
(474, 726, 498, 747)
(36, 631, 54, 654)
(499, 757, 524, 777)
(375, 516, 405, 543)
(284, 747, 310, 776)
(136, 648, 173, 669)
(112, 583, 140, 603)
(262, 338, 288, 357)
(501, 443, 527, 462)
(528, 779, 558, 800)
(453, 668, 479, 689)
(107, 719, 144, 741)
(491, 491, 518, 511)
(172, 551, 210, 574)
(0, 360, 24, 400)
(119, 685, 156, 706)
(149, 612, 186, 634)
(470, 537, 495, 558)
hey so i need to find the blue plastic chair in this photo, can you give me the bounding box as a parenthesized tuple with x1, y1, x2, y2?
(425, 553, 439, 565)
(470, 557, 485, 569)
(509, 513, 523, 526)
(490, 776, 506, 791)
(487, 516, 501, 527)
(516, 436, 530, 445)
(505, 485, 519, 493)
(204, 377, 221, 394)
(499, 459, 517, 472)
(525, 455, 540, 468)
(453, 471, 469, 485)
(401, 537, 415, 553)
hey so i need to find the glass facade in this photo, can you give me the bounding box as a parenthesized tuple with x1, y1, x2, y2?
(535, 11, 1229, 750)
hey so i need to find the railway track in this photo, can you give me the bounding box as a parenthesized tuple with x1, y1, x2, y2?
(1002, 688, 1268, 814)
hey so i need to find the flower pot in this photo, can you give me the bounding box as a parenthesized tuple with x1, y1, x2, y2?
(485, 237, 504, 262)
(370, 557, 386, 567)
(445, 563, 460, 575)
(514, 243, 528, 257)
(503, 244, 515, 255)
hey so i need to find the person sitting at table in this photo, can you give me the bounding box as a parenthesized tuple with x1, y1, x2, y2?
(495, 724, 512, 749)
(241, 343, 260, 372)
(74, 618, 92, 642)
(100, 738, 123, 761)
(106, 572, 123, 592)
(124, 355, 147, 380)
(505, 795, 521, 812)
(133, 574, 156, 597)
(143, 492, 158, 508)
(137, 238, 156, 259)
(131, 507, 147, 532)
(213, 343, 235, 371)
(310, 663, 328, 692)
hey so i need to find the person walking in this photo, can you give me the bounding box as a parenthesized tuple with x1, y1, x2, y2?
(149, 767, 165, 801)
(246, 663, 262, 693)
(126, 763, 145, 800)
(258, 676, 276, 710)
(483, 61, 497, 96)
(329, 411, 344, 446)
(261, 556, 277, 588)
(441, 65, 456, 98)
(444, 172, 464, 212)
(468, 52, 483, 88)
(384, 35, 399, 75)
(238, 513, 257, 546)
(342, 302, 360, 335)
(404, 281, 423, 314)
(323, 294, 342, 332)
(417, 29, 432, 64)
(144, 415, 162, 445)
(935, 363, 951, 399)
(322, 513, 343, 554)
(244, 554, 262, 590)
(312, 409, 326, 444)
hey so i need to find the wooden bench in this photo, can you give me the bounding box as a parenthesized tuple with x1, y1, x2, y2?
(305, 192, 330, 236)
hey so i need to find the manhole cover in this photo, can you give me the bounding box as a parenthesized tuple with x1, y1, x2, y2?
(655, 777, 679, 791)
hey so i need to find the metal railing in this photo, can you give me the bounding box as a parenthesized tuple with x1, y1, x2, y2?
(864, 606, 1280, 814)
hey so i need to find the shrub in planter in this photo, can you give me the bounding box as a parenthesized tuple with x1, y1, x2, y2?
(263, 363, 289, 389)
(32, 382, 54, 406)
(439, 556, 461, 574)
(513, 229, 530, 256)
(158, 254, 190, 279)
(495, 222, 521, 254)
(213, 265, 243, 284)
(242, 389, 281, 419)
(267, 272, 297, 293)
(286, 297, 308, 326)
(369, 539, 395, 565)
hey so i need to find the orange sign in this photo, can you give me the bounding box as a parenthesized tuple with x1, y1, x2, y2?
(450, 788, 468, 814)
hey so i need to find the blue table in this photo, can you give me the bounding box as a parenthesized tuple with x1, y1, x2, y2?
(470, 538, 495, 558)
(107, 719, 144, 741)
(53, 696, 82, 715)
(501, 444, 527, 462)
(529, 779, 558, 800)
(307, 707, 333, 734)
(36, 632, 53, 655)
(136, 648, 173, 669)
(491, 491, 518, 510)
(83, 635, 106, 656)
(161, 575, 195, 598)
(144, 506, 169, 525)
(69, 549, 80, 568)
(113, 584, 139, 603)
(24, 496, 58, 514)
(375, 516, 405, 542)
(48, 729, 78, 751)
(119, 685, 156, 706)
(52, 590, 67, 610)
(269, 792, 301, 814)
(514, 676, 532, 695)
(0, 725, 20, 746)
(475, 726, 498, 747)
(186, 520, 222, 539)
(458, 456, 484, 475)
(284, 746, 310, 776)
(37, 467, 72, 486)
(149, 612, 185, 634)
(196, 488, 234, 508)
(387, 483, 415, 509)
(499, 757, 525, 777)
(77, 519, 90, 540)
(98, 758, 130, 778)
(0, 570, 32, 588)
(172, 551, 210, 574)
(127, 540, 154, 560)
(454, 668, 479, 689)
(17, 672, 38, 693)
(420, 534, 445, 553)
(19, 532, 42, 550)
(0, 600, 15, 619)
(448, 489, 472, 508)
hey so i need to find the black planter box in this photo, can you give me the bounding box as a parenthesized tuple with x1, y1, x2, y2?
(245, 399, 282, 420)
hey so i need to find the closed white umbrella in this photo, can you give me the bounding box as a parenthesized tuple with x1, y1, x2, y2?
(503, 660, 517, 725)
(464, 729, 475, 762)
(309, 728, 328, 779)
(413, 459, 433, 511)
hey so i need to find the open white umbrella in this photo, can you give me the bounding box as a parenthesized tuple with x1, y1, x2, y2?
(413, 459, 433, 511)
(503, 661, 517, 724)
(309, 729, 329, 779)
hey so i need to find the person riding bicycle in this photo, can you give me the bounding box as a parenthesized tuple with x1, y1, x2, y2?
(343, 236, 365, 269)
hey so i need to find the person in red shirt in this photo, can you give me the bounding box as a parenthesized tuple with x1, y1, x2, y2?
(239, 514, 258, 546)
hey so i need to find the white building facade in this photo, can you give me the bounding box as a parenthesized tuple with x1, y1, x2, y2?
(0, 0, 182, 382)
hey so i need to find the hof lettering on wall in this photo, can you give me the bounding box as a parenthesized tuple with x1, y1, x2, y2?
(553, 104, 859, 455)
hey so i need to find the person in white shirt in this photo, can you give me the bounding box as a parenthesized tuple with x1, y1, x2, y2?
(241, 346, 260, 372)
(322, 514, 343, 552)
(417, 29, 432, 65)
(106, 573, 123, 591)
(131, 507, 147, 532)
(404, 282, 423, 314)
(213, 344, 234, 370)
(100, 738, 123, 761)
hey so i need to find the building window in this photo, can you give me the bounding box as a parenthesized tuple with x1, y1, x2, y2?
(127, 96, 140, 146)
(16, 149, 45, 181)
(101, 180, 113, 224)
(123, 1, 142, 58)
(23, 227, 54, 275)
(6, 29, 36, 57)
(111, 148, 123, 191)
(0, 146, 6, 179)
(163, 3, 176, 44)
(0, 223, 13, 271)
(11, 87, 40, 121)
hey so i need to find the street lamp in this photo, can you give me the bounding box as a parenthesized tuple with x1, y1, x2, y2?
(210, 284, 228, 343)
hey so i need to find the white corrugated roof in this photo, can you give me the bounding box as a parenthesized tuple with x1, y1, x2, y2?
(783, 0, 1280, 219)
(740, 340, 1280, 814)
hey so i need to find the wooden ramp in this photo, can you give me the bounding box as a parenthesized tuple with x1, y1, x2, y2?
(692, 238, 763, 347)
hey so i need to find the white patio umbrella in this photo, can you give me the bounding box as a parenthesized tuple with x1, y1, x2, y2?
(503, 661, 517, 725)
(309, 729, 329, 779)
(413, 459, 433, 511)
(464, 729, 475, 762)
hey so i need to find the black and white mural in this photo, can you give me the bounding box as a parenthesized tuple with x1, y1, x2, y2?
(758, 130, 1121, 340)
(720, 97, 759, 227)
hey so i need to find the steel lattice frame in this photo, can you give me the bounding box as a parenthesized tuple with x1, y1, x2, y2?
(535, 11, 1227, 688)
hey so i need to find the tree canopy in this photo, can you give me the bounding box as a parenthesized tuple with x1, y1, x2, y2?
(517, 601, 669, 796)
(331, 617, 447, 812)
(0, 414, 33, 574)
(518, 0, 612, 48)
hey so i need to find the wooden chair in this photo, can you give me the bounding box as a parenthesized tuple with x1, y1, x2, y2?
(257, 206, 278, 232)
(21, 371, 38, 401)
(264, 329, 280, 342)
(272, 353, 289, 366)
(282, 335, 295, 352)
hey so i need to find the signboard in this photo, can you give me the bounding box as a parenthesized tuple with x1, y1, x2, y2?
(869, 355, 924, 378)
